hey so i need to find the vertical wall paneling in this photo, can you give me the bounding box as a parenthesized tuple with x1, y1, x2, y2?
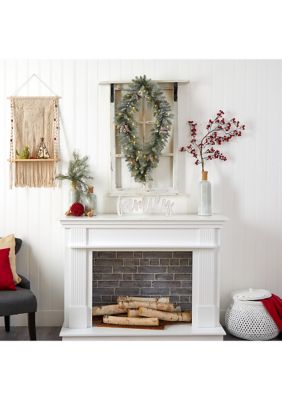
(0, 60, 281, 326)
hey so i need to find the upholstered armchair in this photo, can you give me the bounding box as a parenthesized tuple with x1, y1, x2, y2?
(0, 238, 37, 340)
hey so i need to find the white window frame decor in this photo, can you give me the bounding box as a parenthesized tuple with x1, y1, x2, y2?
(102, 79, 189, 196)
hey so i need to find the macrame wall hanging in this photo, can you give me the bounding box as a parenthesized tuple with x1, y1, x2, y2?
(9, 74, 60, 188)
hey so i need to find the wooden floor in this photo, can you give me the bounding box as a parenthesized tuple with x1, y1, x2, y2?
(0, 326, 62, 341)
(0, 326, 281, 341)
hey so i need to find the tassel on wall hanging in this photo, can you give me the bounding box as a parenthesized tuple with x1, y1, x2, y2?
(9, 74, 60, 188)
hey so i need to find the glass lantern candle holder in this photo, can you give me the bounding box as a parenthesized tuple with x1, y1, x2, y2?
(84, 186, 97, 215)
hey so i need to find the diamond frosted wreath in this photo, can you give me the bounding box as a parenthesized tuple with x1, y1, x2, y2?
(116, 75, 173, 183)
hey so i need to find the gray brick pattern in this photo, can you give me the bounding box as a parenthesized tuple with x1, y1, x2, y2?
(92, 251, 192, 310)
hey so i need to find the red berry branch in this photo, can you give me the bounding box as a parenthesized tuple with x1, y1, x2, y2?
(180, 110, 246, 172)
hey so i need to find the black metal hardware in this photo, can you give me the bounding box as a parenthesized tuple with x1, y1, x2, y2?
(173, 82, 178, 102)
(110, 83, 115, 103)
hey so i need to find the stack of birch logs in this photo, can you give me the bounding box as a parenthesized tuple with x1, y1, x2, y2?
(92, 296, 192, 327)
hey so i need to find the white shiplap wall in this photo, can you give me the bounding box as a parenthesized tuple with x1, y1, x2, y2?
(0, 60, 281, 326)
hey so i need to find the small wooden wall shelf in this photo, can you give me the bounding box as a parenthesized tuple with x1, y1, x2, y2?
(8, 158, 59, 163)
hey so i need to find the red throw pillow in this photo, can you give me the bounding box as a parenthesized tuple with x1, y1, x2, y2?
(0, 248, 16, 290)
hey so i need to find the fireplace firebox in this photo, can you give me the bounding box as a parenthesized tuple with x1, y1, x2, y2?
(92, 251, 192, 310)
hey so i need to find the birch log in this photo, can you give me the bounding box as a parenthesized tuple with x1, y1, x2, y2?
(92, 304, 126, 316)
(138, 307, 192, 322)
(127, 309, 140, 317)
(103, 315, 159, 326)
(119, 301, 180, 312)
(117, 296, 169, 303)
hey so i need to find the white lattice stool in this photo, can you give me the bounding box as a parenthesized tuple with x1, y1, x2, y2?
(225, 289, 279, 341)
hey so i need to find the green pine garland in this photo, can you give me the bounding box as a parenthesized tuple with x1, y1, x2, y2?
(115, 75, 173, 183)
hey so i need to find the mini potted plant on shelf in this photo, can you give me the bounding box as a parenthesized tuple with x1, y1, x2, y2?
(56, 151, 93, 206)
(180, 110, 245, 216)
(16, 145, 30, 159)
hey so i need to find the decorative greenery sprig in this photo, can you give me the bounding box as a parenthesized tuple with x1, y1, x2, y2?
(56, 151, 93, 193)
(180, 110, 246, 172)
(116, 75, 173, 183)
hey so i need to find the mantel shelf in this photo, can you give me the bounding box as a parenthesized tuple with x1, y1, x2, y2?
(60, 213, 228, 229)
(68, 243, 218, 250)
(8, 158, 59, 163)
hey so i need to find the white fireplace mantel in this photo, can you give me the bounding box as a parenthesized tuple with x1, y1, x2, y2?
(60, 214, 228, 340)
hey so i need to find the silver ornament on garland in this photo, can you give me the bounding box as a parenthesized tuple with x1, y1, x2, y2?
(116, 75, 173, 183)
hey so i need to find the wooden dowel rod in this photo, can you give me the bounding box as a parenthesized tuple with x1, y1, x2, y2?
(7, 96, 61, 99)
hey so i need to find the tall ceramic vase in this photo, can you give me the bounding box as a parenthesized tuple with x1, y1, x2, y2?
(198, 170, 212, 216)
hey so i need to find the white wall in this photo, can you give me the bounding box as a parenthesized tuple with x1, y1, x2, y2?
(1, 60, 281, 326)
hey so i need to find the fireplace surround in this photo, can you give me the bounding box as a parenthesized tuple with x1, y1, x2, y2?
(60, 214, 227, 340)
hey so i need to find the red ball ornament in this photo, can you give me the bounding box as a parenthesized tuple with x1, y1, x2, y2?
(69, 202, 85, 217)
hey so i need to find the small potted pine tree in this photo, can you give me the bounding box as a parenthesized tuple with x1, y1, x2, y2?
(56, 151, 93, 215)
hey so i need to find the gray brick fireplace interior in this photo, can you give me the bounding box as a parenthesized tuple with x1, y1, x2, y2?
(92, 251, 192, 310)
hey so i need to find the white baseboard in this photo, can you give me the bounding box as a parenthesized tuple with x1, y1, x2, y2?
(0, 310, 63, 327)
